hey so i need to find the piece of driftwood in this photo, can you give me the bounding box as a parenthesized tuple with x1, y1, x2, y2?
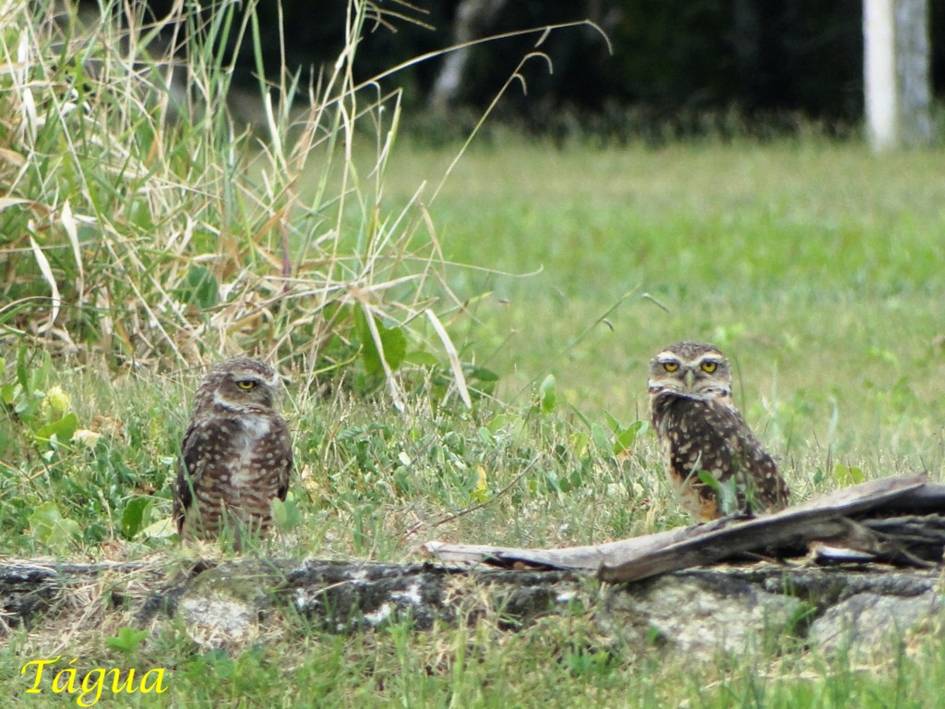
(808, 515, 945, 567)
(422, 517, 731, 571)
(423, 475, 945, 583)
(598, 476, 931, 582)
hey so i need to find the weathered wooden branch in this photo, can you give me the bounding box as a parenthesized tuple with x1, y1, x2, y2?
(423, 476, 945, 583)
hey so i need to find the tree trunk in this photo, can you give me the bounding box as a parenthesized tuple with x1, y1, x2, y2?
(863, 0, 932, 150)
(428, 0, 508, 112)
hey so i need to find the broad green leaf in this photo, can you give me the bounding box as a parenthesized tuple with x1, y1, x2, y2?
(106, 627, 148, 654)
(404, 350, 439, 367)
(16, 344, 28, 392)
(467, 366, 499, 382)
(141, 516, 176, 539)
(697, 470, 721, 494)
(356, 310, 407, 376)
(120, 497, 151, 539)
(471, 466, 489, 503)
(697, 472, 739, 515)
(590, 423, 611, 453)
(570, 430, 590, 457)
(466, 365, 500, 396)
(613, 420, 646, 455)
(603, 411, 623, 434)
(833, 463, 865, 485)
(28, 502, 81, 550)
(539, 374, 557, 413)
(34, 412, 78, 444)
(487, 413, 513, 433)
(272, 497, 301, 532)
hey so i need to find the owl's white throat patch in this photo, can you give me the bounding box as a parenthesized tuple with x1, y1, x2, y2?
(241, 414, 272, 438)
(230, 414, 273, 488)
(649, 384, 714, 402)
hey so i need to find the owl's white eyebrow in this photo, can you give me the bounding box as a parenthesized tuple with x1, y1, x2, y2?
(212, 390, 242, 408)
(655, 352, 680, 361)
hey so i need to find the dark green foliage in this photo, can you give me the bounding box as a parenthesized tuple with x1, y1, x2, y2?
(105, 627, 149, 654)
(176, 266, 220, 309)
(145, 0, 945, 138)
(355, 308, 408, 377)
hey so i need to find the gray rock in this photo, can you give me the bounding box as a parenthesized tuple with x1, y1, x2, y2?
(174, 563, 270, 651)
(808, 591, 944, 659)
(284, 560, 584, 632)
(178, 595, 256, 651)
(599, 572, 804, 660)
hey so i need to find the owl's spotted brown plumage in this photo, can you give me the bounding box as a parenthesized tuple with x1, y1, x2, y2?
(174, 358, 292, 545)
(648, 341, 789, 521)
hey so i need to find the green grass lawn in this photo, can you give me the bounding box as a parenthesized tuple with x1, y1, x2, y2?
(383, 139, 945, 467)
(3, 136, 945, 706)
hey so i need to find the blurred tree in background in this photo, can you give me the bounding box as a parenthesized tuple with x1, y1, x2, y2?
(141, 0, 944, 138)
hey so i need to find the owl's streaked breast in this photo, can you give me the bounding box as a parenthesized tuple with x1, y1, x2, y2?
(174, 358, 293, 544)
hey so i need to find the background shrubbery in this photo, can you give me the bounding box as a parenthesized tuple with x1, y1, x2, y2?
(140, 0, 945, 139)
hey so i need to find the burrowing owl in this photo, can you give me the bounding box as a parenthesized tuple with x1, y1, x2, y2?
(648, 341, 789, 521)
(174, 358, 292, 544)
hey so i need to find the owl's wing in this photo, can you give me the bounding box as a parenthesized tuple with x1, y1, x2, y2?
(173, 418, 209, 534)
(711, 402, 789, 510)
(273, 417, 292, 501)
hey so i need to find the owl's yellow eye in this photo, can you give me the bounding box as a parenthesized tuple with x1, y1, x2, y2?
(700, 361, 718, 373)
(236, 380, 256, 390)
(662, 362, 679, 373)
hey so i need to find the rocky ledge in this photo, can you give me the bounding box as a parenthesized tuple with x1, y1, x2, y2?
(2, 557, 942, 662)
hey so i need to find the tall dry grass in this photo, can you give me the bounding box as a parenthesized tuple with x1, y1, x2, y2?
(0, 0, 599, 409)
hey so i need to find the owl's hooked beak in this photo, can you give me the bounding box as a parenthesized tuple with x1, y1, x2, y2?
(683, 367, 696, 390)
